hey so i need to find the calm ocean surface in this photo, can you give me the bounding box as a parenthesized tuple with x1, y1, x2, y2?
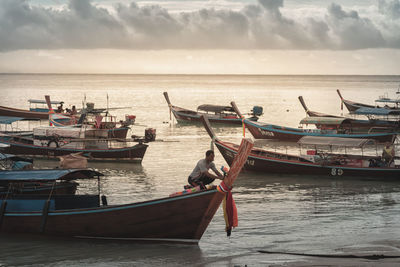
(1, 74, 400, 266)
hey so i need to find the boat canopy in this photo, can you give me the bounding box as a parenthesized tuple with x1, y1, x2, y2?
(376, 98, 400, 104)
(354, 107, 400, 115)
(0, 169, 103, 182)
(300, 117, 349, 125)
(197, 104, 235, 113)
(0, 116, 25, 124)
(0, 153, 21, 160)
(0, 144, 10, 149)
(297, 136, 375, 148)
(28, 99, 64, 105)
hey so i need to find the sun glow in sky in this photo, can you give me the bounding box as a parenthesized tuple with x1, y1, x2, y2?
(0, 0, 399, 74)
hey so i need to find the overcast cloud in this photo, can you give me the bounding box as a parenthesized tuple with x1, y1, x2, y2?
(0, 0, 400, 51)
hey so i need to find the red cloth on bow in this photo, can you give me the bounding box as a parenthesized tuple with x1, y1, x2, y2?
(218, 181, 238, 236)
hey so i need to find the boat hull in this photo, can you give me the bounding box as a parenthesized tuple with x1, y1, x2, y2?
(0, 141, 148, 163)
(244, 120, 396, 143)
(0, 189, 224, 243)
(216, 141, 400, 178)
(172, 108, 251, 125)
(107, 127, 129, 139)
(0, 106, 57, 120)
(170, 105, 258, 125)
(0, 182, 78, 196)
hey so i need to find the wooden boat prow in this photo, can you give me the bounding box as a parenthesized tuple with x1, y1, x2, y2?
(337, 89, 377, 112)
(164, 92, 261, 125)
(298, 96, 342, 118)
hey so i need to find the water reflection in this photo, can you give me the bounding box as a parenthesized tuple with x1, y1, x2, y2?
(0, 234, 204, 266)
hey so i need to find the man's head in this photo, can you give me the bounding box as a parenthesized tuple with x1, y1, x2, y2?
(205, 150, 215, 162)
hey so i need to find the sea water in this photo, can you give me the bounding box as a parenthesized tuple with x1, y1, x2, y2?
(1, 74, 400, 266)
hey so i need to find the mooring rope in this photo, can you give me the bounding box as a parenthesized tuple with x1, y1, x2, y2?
(257, 250, 400, 260)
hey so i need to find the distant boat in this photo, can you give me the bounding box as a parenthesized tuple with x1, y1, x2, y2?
(0, 98, 68, 120)
(163, 92, 262, 125)
(201, 116, 400, 178)
(337, 89, 400, 115)
(45, 95, 133, 139)
(298, 96, 400, 132)
(0, 115, 149, 163)
(0, 135, 149, 163)
(0, 138, 253, 243)
(231, 102, 397, 143)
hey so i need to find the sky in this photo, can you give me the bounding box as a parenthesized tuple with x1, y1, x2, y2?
(0, 0, 399, 74)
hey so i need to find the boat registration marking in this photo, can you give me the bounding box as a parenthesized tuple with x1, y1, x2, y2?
(258, 129, 275, 137)
(331, 168, 344, 176)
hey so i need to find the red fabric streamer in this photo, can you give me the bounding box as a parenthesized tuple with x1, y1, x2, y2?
(218, 181, 238, 236)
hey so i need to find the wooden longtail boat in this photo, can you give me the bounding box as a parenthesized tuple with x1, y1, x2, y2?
(0, 169, 101, 196)
(299, 96, 400, 132)
(0, 98, 69, 120)
(231, 102, 397, 143)
(45, 96, 131, 139)
(243, 119, 396, 143)
(0, 116, 149, 163)
(337, 89, 400, 115)
(0, 134, 148, 163)
(163, 92, 262, 125)
(0, 137, 253, 243)
(298, 96, 342, 118)
(0, 106, 49, 120)
(201, 118, 400, 178)
(336, 89, 375, 112)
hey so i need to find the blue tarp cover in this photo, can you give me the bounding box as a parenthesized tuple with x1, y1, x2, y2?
(0, 116, 24, 124)
(354, 107, 400, 115)
(0, 169, 103, 181)
(0, 153, 17, 160)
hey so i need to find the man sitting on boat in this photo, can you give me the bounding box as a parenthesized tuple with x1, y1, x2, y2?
(382, 143, 395, 167)
(70, 105, 77, 115)
(188, 150, 224, 189)
(57, 103, 64, 113)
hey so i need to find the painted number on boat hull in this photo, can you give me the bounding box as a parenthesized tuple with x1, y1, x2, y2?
(258, 129, 275, 137)
(246, 159, 255, 166)
(331, 168, 344, 176)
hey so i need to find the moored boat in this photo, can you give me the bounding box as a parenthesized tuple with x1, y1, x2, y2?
(0, 169, 98, 196)
(45, 96, 133, 139)
(163, 91, 262, 125)
(0, 137, 253, 243)
(244, 119, 396, 143)
(299, 96, 400, 131)
(337, 89, 400, 115)
(231, 102, 397, 143)
(0, 131, 149, 163)
(298, 96, 342, 118)
(0, 98, 70, 120)
(201, 116, 400, 178)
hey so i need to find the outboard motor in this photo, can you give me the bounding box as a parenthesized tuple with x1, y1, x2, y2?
(86, 102, 95, 112)
(125, 115, 136, 126)
(144, 128, 156, 142)
(251, 106, 263, 116)
(250, 106, 263, 121)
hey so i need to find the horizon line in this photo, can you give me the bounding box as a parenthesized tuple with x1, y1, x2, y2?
(1, 73, 400, 76)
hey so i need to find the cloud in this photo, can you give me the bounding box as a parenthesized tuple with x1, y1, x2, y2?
(326, 3, 386, 49)
(379, 0, 400, 19)
(1, 0, 400, 51)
